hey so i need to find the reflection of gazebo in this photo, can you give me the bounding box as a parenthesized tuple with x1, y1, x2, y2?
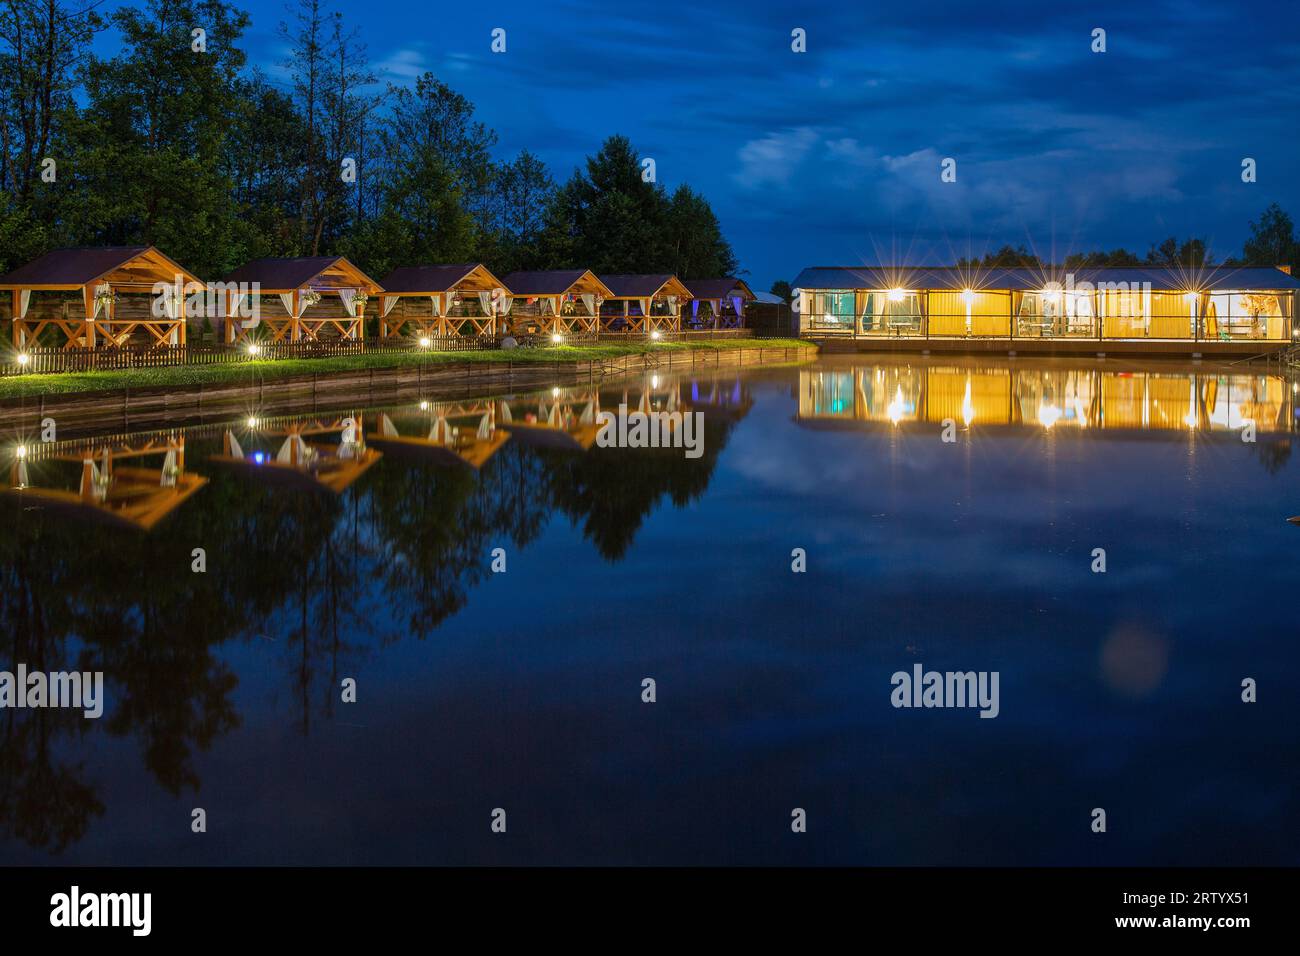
(211, 415, 381, 493)
(376, 263, 509, 339)
(598, 275, 692, 333)
(500, 270, 614, 336)
(367, 400, 511, 469)
(498, 390, 603, 450)
(0, 246, 202, 349)
(681, 277, 755, 330)
(219, 257, 382, 344)
(2, 436, 207, 531)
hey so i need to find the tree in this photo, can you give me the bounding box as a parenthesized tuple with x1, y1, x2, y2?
(769, 280, 792, 303)
(0, 0, 103, 204)
(1145, 237, 1213, 268)
(488, 149, 555, 273)
(541, 135, 674, 272)
(1242, 203, 1296, 269)
(665, 184, 737, 278)
(61, 0, 249, 276)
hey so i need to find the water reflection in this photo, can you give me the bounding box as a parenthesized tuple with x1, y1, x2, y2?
(1, 357, 1295, 863)
(799, 360, 1292, 434)
(0, 370, 749, 854)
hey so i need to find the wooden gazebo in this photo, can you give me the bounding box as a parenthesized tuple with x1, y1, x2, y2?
(681, 277, 756, 329)
(220, 257, 381, 345)
(598, 274, 692, 333)
(376, 263, 508, 338)
(0, 246, 202, 349)
(500, 270, 614, 336)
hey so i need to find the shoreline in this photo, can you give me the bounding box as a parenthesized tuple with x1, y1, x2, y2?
(0, 341, 815, 433)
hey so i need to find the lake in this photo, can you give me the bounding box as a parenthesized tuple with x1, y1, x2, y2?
(1, 355, 1297, 865)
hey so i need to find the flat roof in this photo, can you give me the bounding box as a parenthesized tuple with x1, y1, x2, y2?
(792, 265, 1300, 293)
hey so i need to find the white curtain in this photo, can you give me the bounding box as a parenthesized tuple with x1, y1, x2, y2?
(579, 401, 594, 425)
(379, 414, 398, 437)
(279, 292, 298, 317)
(731, 296, 744, 317)
(160, 449, 178, 487)
(229, 290, 246, 318)
(500, 402, 513, 423)
(381, 296, 398, 317)
(499, 294, 513, 315)
(92, 283, 111, 318)
(580, 293, 595, 315)
(431, 295, 441, 316)
(476, 413, 492, 439)
(640, 298, 651, 316)
(339, 288, 357, 316)
(225, 431, 244, 460)
(477, 291, 492, 315)
(666, 295, 678, 314)
(429, 416, 453, 444)
(18, 290, 31, 319)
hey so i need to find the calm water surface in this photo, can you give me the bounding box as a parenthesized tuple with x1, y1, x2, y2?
(1, 356, 1297, 865)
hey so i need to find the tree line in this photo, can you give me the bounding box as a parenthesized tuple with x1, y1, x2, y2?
(0, 0, 741, 281)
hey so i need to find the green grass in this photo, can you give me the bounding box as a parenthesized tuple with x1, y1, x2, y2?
(0, 339, 813, 399)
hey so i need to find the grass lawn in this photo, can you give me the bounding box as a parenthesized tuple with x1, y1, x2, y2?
(0, 339, 812, 399)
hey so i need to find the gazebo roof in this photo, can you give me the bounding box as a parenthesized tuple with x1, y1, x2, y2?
(681, 277, 756, 301)
(599, 274, 693, 299)
(501, 269, 613, 298)
(379, 263, 506, 294)
(221, 256, 381, 293)
(0, 246, 201, 289)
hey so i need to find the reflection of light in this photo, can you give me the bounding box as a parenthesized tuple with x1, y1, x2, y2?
(551, 387, 561, 398)
(961, 379, 974, 426)
(651, 375, 660, 389)
(247, 417, 259, 428)
(15, 444, 27, 459)
(1184, 410, 1198, 428)
(419, 400, 429, 411)
(887, 385, 905, 424)
(1037, 402, 1062, 428)
(252, 451, 266, 465)
(888, 288, 906, 303)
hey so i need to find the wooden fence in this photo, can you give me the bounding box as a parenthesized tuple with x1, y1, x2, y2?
(1, 329, 754, 376)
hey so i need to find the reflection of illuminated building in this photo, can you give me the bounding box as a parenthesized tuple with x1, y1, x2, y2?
(2, 436, 207, 531)
(367, 400, 510, 469)
(211, 414, 381, 493)
(797, 363, 1291, 435)
(499, 389, 603, 451)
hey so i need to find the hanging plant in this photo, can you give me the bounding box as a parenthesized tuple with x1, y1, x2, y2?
(352, 291, 369, 314)
(300, 289, 322, 309)
(94, 289, 119, 311)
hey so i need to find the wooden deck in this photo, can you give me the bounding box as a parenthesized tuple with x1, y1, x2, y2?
(807, 335, 1291, 359)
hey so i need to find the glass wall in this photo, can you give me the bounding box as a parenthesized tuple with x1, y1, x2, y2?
(799, 287, 1293, 341)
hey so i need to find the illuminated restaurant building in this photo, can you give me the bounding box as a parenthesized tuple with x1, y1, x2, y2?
(792, 266, 1299, 356)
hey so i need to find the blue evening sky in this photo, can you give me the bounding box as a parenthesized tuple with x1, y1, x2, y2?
(99, 0, 1300, 289)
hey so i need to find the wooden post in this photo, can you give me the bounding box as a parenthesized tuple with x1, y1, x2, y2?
(82, 286, 97, 348)
(292, 290, 301, 342)
(379, 295, 389, 338)
(10, 290, 22, 349)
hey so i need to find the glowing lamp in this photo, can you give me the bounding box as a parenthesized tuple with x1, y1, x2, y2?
(419, 400, 429, 411)
(16, 352, 30, 366)
(961, 289, 975, 305)
(888, 288, 906, 303)
(650, 330, 662, 340)
(15, 444, 27, 459)
(551, 333, 564, 344)
(246, 343, 261, 356)
(418, 337, 431, 348)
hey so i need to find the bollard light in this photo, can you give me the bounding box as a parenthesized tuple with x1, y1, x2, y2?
(551, 333, 564, 344)
(418, 337, 431, 348)
(650, 330, 662, 340)
(16, 352, 30, 366)
(247, 343, 261, 356)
